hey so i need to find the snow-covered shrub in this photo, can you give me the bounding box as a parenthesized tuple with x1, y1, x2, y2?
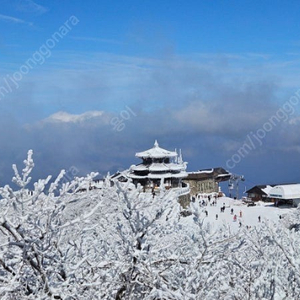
(1, 151, 300, 299)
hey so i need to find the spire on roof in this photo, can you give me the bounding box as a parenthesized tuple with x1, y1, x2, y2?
(154, 140, 159, 148)
(178, 149, 183, 164)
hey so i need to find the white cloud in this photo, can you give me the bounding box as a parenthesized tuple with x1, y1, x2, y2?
(42, 111, 107, 124)
(17, 0, 48, 14)
(1, 51, 300, 185)
(71, 36, 123, 45)
(0, 13, 33, 26)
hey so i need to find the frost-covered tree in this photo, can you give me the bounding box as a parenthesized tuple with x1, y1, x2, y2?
(1, 151, 300, 299)
(0, 150, 100, 299)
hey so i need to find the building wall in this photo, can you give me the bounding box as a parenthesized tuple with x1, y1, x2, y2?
(185, 179, 218, 195)
(248, 193, 263, 201)
(293, 198, 300, 207)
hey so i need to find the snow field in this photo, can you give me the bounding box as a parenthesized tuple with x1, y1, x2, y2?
(183, 196, 295, 233)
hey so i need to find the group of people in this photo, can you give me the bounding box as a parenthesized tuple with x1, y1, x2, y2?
(200, 200, 218, 207)
(199, 194, 218, 207)
(197, 193, 218, 200)
(232, 214, 242, 227)
(215, 203, 244, 227)
(231, 209, 243, 217)
(200, 194, 263, 227)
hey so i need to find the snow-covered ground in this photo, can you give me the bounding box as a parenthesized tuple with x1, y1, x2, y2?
(183, 195, 295, 232)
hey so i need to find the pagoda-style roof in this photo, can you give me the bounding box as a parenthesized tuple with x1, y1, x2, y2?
(149, 163, 184, 172)
(148, 172, 188, 179)
(131, 162, 185, 172)
(131, 164, 149, 171)
(128, 140, 188, 187)
(136, 140, 177, 159)
(129, 172, 188, 180)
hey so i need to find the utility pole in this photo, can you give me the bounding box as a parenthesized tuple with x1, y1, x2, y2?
(228, 174, 245, 199)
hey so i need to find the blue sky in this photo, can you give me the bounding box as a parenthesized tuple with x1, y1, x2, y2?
(1, 0, 300, 192)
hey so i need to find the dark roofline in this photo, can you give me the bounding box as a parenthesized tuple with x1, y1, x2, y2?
(186, 167, 231, 182)
(246, 182, 297, 194)
(246, 186, 268, 195)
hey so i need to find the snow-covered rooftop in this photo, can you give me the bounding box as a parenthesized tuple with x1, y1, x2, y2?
(136, 140, 177, 159)
(130, 164, 149, 171)
(269, 184, 300, 199)
(261, 185, 273, 195)
(130, 163, 185, 172)
(188, 169, 214, 174)
(148, 172, 188, 179)
(129, 171, 188, 180)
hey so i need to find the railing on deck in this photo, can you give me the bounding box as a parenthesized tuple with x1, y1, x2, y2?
(140, 183, 190, 197)
(175, 183, 190, 196)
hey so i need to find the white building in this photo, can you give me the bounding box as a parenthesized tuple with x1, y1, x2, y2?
(128, 140, 188, 192)
(269, 184, 300, 207)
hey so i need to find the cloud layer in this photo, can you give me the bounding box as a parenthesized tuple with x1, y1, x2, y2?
(1, 52, 300, 188)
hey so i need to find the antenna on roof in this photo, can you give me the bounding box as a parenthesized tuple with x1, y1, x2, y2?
(178, 149, 183, 164)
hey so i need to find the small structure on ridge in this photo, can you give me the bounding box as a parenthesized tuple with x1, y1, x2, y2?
(128, 140, 188, 192)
